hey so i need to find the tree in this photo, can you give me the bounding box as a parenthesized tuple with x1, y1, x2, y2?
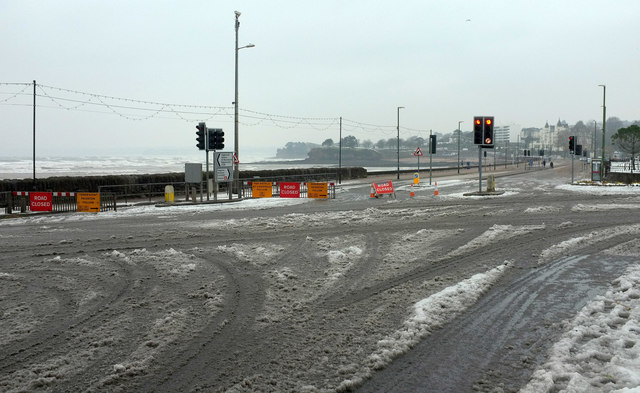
(611, 125, 640, 170)
(322, 138, 334, 147)
(341, 135, 359, 148)
(375, 139, 387, 149)
(361, 139, 374, 149)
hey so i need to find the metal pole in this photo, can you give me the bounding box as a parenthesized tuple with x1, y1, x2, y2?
(396, 107, 404, 180)
(429, 130, 433, 186)
(478, 146, 482, 192)
(234, 12, 240, 199)
(339, 116, 342, 184)
(457, 121, 463, 175)
(593, 120, 597, 160)
(599, 84, 606, 176)
(571, 150, 575, 184)
(33, 80, 36, 189)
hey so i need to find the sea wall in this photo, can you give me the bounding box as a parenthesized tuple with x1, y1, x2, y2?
(0, 167, 366, 193)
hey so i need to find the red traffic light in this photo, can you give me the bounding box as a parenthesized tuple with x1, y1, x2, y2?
(475, 119, 481, 125)
(485, 119, 492, 126)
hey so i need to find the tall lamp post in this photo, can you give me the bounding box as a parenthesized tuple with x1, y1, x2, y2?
(234, 10, 254, 198)
(396, 106, 404, 180)
(457, 120, 463, 174)
(598, 84, 606, 173)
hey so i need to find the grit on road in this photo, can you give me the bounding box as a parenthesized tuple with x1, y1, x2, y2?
(1, 162, 639, 392)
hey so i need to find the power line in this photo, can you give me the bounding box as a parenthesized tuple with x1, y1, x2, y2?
(1, 82, 426, 135)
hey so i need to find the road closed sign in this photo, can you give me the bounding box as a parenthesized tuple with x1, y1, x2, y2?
(77, 192, 101, 212)
(279, 182, 300, 198)
(30, 192, 53, 212)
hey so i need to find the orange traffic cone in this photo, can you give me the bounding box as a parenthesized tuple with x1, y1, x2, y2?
(370, 183, 376, 198)
(410, 183, 415, 198)
(434, 181, 439, 196)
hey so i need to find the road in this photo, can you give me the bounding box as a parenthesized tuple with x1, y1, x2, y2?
(1, 161, 638, 392)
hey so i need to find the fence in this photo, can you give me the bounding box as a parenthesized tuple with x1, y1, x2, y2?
(2, 192, 116, 215)
(241, 181, 336, 199)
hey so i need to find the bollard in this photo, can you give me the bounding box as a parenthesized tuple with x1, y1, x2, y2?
(165, 185, 175, 203)
(486, 175, 495, 192)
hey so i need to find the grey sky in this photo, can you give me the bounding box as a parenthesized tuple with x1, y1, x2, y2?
(1, 0, 639, 158)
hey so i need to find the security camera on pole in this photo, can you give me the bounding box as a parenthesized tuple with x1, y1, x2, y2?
(473, 116, 494, 192)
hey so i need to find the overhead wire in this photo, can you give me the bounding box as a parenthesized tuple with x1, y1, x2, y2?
(1, 82, 425, 136)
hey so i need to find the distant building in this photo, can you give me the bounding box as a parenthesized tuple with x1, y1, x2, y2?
(494, 126, 510, 145)
(519, 119, 569, 153)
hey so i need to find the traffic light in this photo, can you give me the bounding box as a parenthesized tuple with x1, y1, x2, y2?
(483, 117, 494, 147)
(575, 144, 582, 156)
(430, 135, 437, 154)
(208, 129, 225, 150)
(207, 129, 216, 150)
(473, 117, 483, 144)
(569, 135, 575, 152)
(196, 122, 206, 150)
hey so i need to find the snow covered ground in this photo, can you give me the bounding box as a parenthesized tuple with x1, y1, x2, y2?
(1, 172, 639, 392)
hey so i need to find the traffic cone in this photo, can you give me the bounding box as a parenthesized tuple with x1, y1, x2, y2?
(434, 181, 439, 196)
(410, 183, 415, 198)
(370, 183, 376, 198)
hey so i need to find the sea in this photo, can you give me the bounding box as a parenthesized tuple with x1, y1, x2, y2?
(0, 154, 420, 180)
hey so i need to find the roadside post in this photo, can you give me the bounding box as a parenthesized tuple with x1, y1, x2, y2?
(414, 147, 423, 176)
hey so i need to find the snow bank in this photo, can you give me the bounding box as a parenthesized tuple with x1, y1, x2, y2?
(520, 264, 640, 393)
(538, 224, 640, 265)
(337, 261, 512, 391)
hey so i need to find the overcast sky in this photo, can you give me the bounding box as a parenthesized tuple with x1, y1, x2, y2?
(1, 0, 639, 158)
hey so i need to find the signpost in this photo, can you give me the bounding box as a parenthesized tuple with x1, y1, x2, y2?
(414, 147, 423, 174)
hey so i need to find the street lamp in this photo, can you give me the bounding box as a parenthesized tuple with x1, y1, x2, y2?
(457, 120, 463, 174)
(396, 106, 404, 180)
(598, 84, 606, 173)
(234, 10, 254, 198)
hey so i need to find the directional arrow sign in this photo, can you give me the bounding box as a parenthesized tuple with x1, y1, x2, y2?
(216, 152, 233, 167)
(216, 167, 232, 182)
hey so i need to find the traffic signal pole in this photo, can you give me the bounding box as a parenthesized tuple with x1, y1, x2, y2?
(478, 146, 483, 192)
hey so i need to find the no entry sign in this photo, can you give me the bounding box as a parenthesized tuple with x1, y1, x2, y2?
(30, 192, 53, 212)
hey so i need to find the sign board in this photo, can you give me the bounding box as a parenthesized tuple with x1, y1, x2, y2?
(413, 172, 420, 185)
(233, 153, 239, 164)
(77, 192, 100, 213)
(215, 152, 233, 167)
(373, 181, 395, 195)
(30, 192, 53, 212)
(215, 167, 232, 182)
(252, 181, 273, 198)
(414, 147, 423, 156)
(279, 182, 300, 198)
(307, 182, 328, 199)
(185, 163, 203, 183)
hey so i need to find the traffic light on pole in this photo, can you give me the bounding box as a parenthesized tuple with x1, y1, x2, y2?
(473, 117, 483, 144)
(207, 129, 216, 151)
(215, 130, 225, 150)
(430, 135, 437, 154)
(196, 123, 206, 150)
(569, 135, 575, 152)
(483, 117, 494, 147)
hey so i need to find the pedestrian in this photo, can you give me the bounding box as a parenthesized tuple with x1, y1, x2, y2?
(543, 159, 546, 167)
(550, 160, 554, 168)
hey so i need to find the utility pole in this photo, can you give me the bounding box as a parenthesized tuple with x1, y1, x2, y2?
(599, 84, 606, 175)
